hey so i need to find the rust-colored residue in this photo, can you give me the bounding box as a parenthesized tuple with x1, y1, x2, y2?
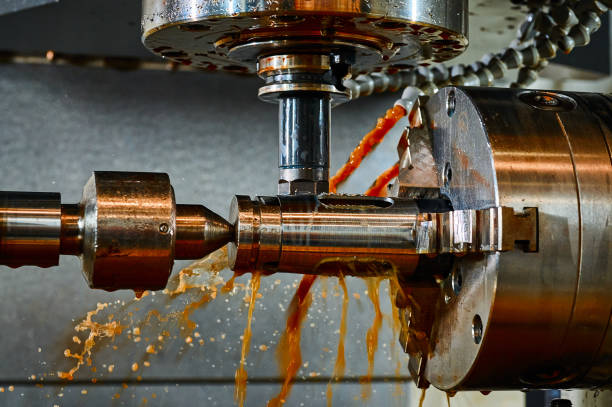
(360, 278, 384, 399)
(326, 276, 349, 407)
(364, 162, 400, 197)
(267, 275, 317, 407)
(329, 105, 406, 193)
(235, 273, 262, 407)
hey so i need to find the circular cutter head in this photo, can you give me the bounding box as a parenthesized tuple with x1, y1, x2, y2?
(141, 0, 468, 74)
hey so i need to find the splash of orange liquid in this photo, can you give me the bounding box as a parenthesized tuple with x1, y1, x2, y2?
(166, 247, 228, 297)
(329, 105, 406, 193)
(267, 275, 317, 407)
(360, 277, 383, 399)
(59, 248, 229, 381)
(319, 276, 329, 300)
(364, 163, 400, 197)
(222, 273, 237, 294)
(326, 276, 349, 407)
(235, 272, 262, 407)
(418, 388, 427, 407)
(58, 302, 125, 380)
(387, 274, 405, 396)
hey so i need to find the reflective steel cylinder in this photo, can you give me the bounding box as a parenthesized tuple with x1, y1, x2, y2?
(0, 191, 61, 268)
(141, 0, 467, 74)
(228, 194, 421, 275)
(278, 94, 330, 194)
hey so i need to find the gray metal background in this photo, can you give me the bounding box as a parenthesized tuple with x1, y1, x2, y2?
(0, 0, 57, 17)
(0, 63, 412, 406)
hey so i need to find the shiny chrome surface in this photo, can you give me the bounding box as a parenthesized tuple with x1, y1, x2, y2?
(228, 194, 422, 275)
(396, 87, 612, 390)
(141, 0, 467, 74)
(0, 191, 60, 268)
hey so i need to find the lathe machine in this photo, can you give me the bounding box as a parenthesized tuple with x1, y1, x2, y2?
(0, 0, 611, 402)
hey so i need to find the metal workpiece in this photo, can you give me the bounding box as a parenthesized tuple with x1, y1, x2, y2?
(395, 86, 612, 391)
(228, 194, 423, 276)
(141, 0, 467, 74)
(0, 172, 234, 291)
(227, 192, 538, 275)
(0, 191, 61, 268)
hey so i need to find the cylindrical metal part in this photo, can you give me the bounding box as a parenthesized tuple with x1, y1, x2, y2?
(0, 191, 61, 268)
(228, 194, 421, 275)
(0, 172, 234, 291)
(175, 204, 234, 260)
(80, 172, 177, 291)
(141, 0, 468, 74)
(60, 204, 82, 256)
(278, 94, 330, 195)
(402, 87, 612, 390)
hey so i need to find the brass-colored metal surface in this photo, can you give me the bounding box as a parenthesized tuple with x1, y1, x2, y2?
(141, 0, 468, 74)
(256, 53, 350, 104)
(59, 203, 82, 256)
(228, 194, 422, 276)
(397, 87, 612, 390)
(258, 54, 332, 76)
(80, 172, 177, 291)
(0, 191, 61, 268)
(0, 172, 233, 291)
(175, 204, 233, 260)
(228, 38, 387, 73)
(228, 192, 539, 276)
